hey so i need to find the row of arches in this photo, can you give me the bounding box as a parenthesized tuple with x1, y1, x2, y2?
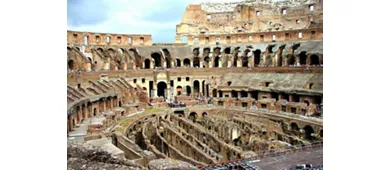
(155, 80, 208, 98)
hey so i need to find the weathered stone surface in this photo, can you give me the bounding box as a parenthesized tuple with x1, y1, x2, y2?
(148, 159, 198, 170)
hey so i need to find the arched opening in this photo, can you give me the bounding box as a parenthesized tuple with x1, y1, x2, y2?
(310, 54, 320, 65)
(157, 82, 167, 98)
(188, 112, 198, 122)
(183, 58, 190, 67)
(214, 56, 220, 67)
(193, 57, 200, 67)
(291, 122, 299, 132)
(299, 52, 307, 65)
(303, 125, 315, 141)
(175, 59, 181, 67)
(121, 111, 124, 117)
(186, 85, 191, 96)
(224, 47, 231, 54)
(232, 90, 238, 98)
(93, 108, 97, 116)
(119, 101, 122, 107)
(320, 130, 323, 138)
(287, 55, 295, 65)
(202, 112, 207, 117)
(151, 53, 161, 68)
(144, 59, 150, 69)
(254, 49, 261, 66)
(212, 89, 217, 97)
(242, 57, 249, 67)
(176, 86, 183, 96)
(97, 48, 104, 54)
(68, 60, 75, 70)
(193, 80, 200, 96)
(181, 35, 187, 43)
(241, 91, 248, 97)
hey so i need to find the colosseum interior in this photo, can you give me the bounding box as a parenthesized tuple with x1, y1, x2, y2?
(67, 0, 323, 169)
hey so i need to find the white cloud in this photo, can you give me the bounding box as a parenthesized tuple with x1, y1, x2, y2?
(67, 0, 249, 42)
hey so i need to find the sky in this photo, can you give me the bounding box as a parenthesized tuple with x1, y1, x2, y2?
(67, 0, 244, 43)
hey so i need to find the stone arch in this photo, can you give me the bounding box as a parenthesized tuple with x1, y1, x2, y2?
(176, 86, 183, 96)
(183, 58, 190, 66)
(193, 80, 200, 96)
(303, 125, 315, 141)
(185, 85, 192, 96)
(175, 58, 181, 67)
(254, 49, 261, 66)
(68, 60, 75, 70)
(202, 112, 208, 117)
(188, 112, 198, 122)
(151, 53, 162, 68)
(193, 57, 200, 67)
(181, 35, 187, 43)
(144, 58, 151, 69)
(291, 122, 299, 131)
(309, 54, 320, 65)
(157, 81, 167, 98)
(224, 47, 231, 54)
(193, 48, 200, 56)
(299, 51, 307, 65)
(214, 56, 220, 67)
(287, 54, 295, 65)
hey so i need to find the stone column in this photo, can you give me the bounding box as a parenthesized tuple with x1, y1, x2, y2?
(237, 59, 242, 67)
(190, 60, 193, 67)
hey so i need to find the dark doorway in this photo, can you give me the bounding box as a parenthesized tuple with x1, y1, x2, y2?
(144, 59, 150, 69)
(68, 60, 75, 70)
(214, 56, 220, 67)
(193, 57, 200, 67)
(193, 80, 200, 95)
(184, 58, 190, 67)
(254, 50, 261, 66)
(310, 54, 320, 65)
(176, 59, 181, 67)
(299, 52, 307, 65)
(151, 53, 161, 68)
(157, 82, 167, 98)
(186, 85, 191, 96)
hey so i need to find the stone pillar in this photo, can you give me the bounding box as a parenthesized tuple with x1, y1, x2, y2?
(110, 99, 114, 109)
(103, 100, 107, 111)
(122, 63, 127, 71)
(218, 59, 222, 68)
(163, 60, 166, 68)
(83, 106, 88, 119)
(181, 60, 184, 67)
(289, 95, 293, 102)
(237, 60, 242, 67)
(190, 60, 193, 67)
(237, 91, 241, 98)
(227, 60, 232, 68)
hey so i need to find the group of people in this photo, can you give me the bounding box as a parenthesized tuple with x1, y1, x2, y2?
(168, 101, 186, 108)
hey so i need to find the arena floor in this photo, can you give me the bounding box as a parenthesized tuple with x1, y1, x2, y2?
(252, 147, 323, 170)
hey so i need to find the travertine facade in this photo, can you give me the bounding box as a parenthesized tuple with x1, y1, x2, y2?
(67, 0, 323, 169)
(175, 0, 323, 45)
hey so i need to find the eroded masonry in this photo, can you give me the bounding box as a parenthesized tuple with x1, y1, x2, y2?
(67, 0, 323, 169)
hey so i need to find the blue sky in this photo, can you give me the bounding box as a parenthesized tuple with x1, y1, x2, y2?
(67, 0, 242, 43)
